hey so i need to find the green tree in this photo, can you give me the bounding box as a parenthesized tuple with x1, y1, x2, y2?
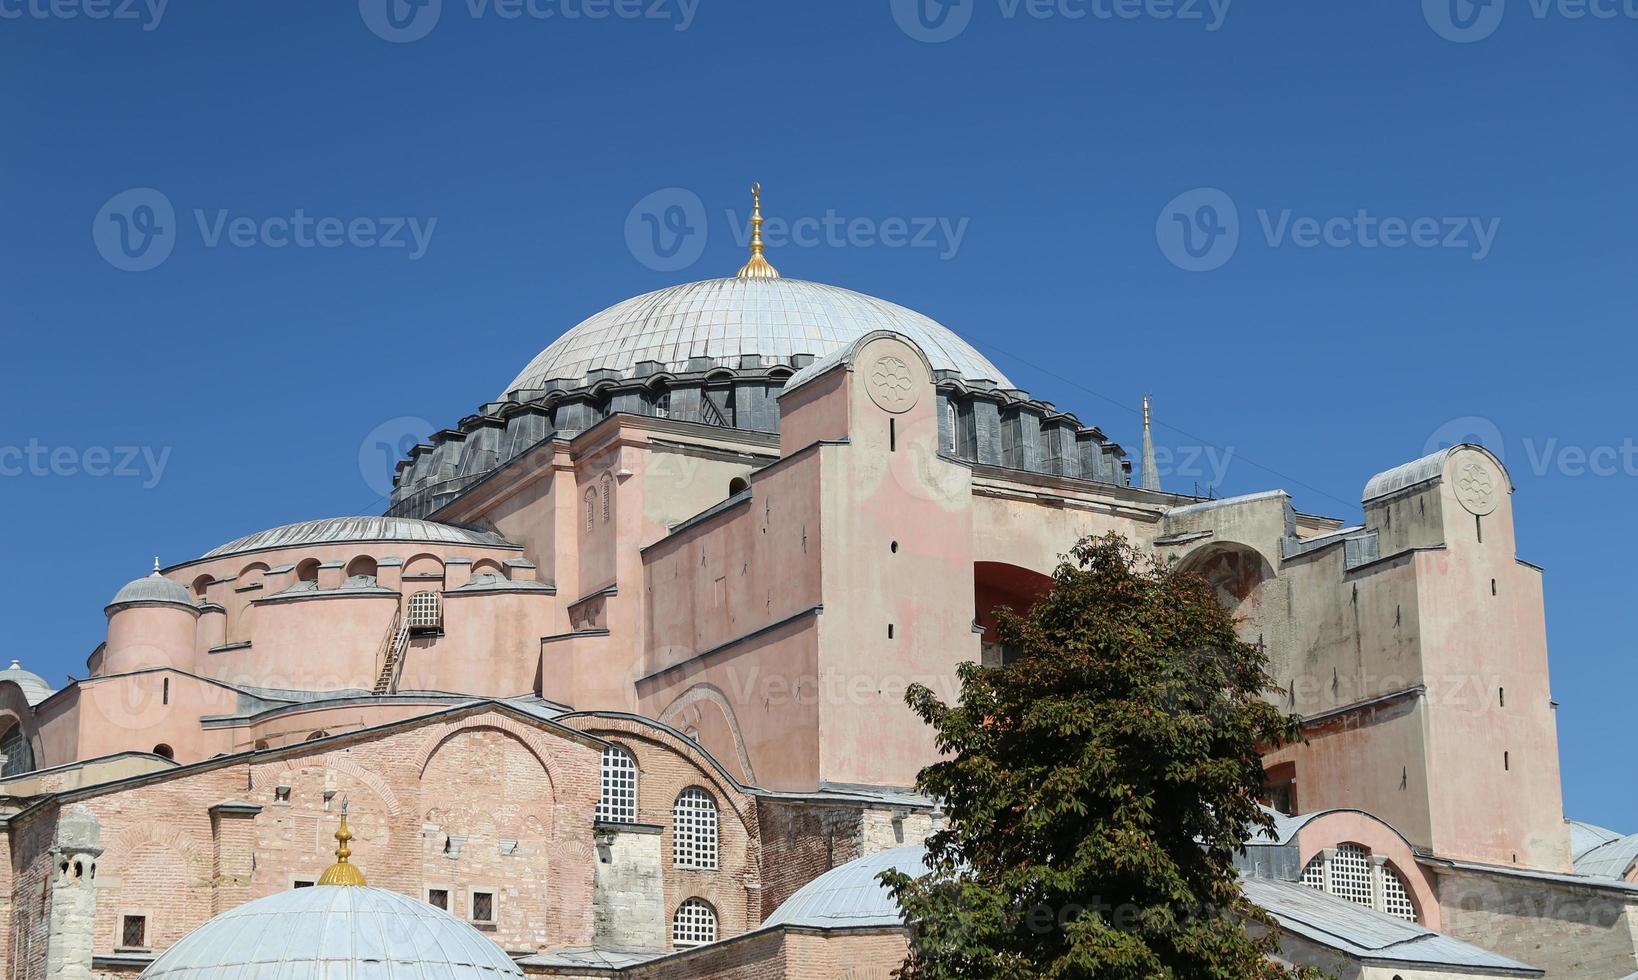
(883, 534, 1317, 979)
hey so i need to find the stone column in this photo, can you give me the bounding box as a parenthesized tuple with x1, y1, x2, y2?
(44, 805, 103, 980)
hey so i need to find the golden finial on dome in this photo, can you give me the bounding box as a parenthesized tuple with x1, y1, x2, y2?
(317, 801, 367, 886)
(736, 182, 781, 280)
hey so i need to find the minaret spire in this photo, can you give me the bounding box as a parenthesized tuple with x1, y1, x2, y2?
(1139, 394, 1160, 492)
(736, 183, 780, 280)
(151, 557, 161, 575)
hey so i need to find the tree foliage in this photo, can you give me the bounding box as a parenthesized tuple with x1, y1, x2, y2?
(883, 534, 1319, 979)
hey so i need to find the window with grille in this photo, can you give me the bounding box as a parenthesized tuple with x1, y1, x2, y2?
(1380, 867, 1417, 921)
(471, 891, 495, 923)
(601, 472, 612, 523)
(1299, 844, 1417, 922)
(672, 788, 719, 870)
(597, 745, 638, 823)
(672, 898, 717, 948)
(1328, 843, 1374, 907)
(120, 915, 147, 949)
(654, 390, 671, 419)
(1, 723, 35, 778)
(408, 591, 442, 630)
(427, 888, 449, 910)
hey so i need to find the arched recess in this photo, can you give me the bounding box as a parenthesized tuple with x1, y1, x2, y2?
(419, 727, 559, 872)
(295, 559, 321, 584)
(1, 720, 36, 778)
(344, 556, 378, 585)
(1173, 543, 1275, 642)
(1293, 810, 1441, 930)
(656, 685, 758, 786)
(973, 561, 1056, 667)
(190, 575, 213, 600)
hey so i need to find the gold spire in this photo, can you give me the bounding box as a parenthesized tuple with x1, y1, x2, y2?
(317, 802, 366, 886)
(736, 183, 780, 280)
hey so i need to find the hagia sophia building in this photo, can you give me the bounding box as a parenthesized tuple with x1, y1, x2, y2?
(2, 190, 1635, 979)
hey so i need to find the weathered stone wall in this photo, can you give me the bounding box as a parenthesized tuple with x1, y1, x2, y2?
(1433, 865, 1638, 978)
(593, 825, 665, 948)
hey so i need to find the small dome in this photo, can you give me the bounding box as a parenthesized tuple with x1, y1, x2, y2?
(107, 572, 195, 613)
(764, 845, 929, 929)
(0, 660, 56, 706)
(202, 517, 514, 561)
(502, 277, 1010, 397)
(138, 885, 523, 979)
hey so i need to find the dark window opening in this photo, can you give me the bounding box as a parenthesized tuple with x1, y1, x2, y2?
(887, 624, 895, 640)
(472, 891, 495, 922)
(1491, 578, 1498, 596)
(293, 880, 315, 889)
(428, 889, 449, 910)
(1504, 751, 1510, 771)
(890, 541, 899, 553)
(152, 744, 174, 761)
(121, 915, 147, 949)
(1499, 687, 1506, 707)
(1476, 514, 1483, 542)
(162, 678, 169, 705)
(889, 417, 896, 452)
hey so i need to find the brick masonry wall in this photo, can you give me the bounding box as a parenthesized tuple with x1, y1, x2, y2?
(569, 719, 761, 944)
(522, 927, 910, 979)
(7, 706, 604, 968)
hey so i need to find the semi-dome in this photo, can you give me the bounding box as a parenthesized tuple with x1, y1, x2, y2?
(201, 517, 516, 561)
(107, 570, 196, 612)
(502, 277, 1011, 397)
(138, 885, 523, 979)
(0, 660, 55, 706)
(764, 844, 929, 929)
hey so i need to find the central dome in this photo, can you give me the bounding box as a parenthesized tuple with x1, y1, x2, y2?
(502, 277, 1010, 398)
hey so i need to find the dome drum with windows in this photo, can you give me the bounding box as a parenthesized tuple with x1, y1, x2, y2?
(387, 186, 1135, 518)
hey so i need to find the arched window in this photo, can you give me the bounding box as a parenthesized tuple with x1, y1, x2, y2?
(600, 472, 613, 523)
(584, 486, 598, 532)
(597, 744, 638, 824)
(652, 387, 672, 419)
(1299, 843, 1418, 922)
(672, 898, 717, 948)
(152, 743, 175, 761)
(672, 788, 719, 870)
(305, 730, 330, 742)
(728, 477, 749, 497)
(1, 723, 35, 778)
(945, 401, 958, 451)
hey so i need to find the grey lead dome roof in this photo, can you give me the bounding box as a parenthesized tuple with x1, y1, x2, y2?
(764, 845, 929, 929)
(138, 885, 523, 979)
(0, 660, 55, 706)
(108, 572, 196, 611)
(203, 517, 516, 560)
(502, 277, 1011, 397)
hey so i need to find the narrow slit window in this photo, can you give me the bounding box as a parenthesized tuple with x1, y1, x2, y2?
(889, 417, 897, 452)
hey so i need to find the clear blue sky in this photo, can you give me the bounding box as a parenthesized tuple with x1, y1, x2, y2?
(2, 1, 1633, 827)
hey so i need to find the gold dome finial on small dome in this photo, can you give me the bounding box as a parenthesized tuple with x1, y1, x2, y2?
(736, 182, 780, 280)
(317, 801, 366, 886)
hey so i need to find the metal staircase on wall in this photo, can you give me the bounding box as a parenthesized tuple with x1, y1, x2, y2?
(373, 611, 411, 695)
